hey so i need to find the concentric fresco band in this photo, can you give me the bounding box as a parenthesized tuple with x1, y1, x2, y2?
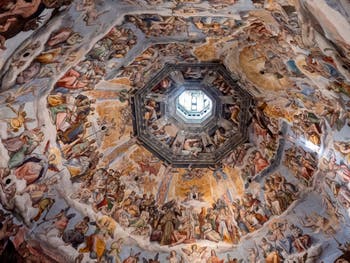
(0, 0, 350, 262)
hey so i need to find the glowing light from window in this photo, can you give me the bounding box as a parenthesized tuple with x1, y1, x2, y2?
(176, 90, 213, 121)
(303, 139, 320, 153)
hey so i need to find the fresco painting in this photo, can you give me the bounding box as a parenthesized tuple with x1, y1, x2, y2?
(0, 0, 350, 262)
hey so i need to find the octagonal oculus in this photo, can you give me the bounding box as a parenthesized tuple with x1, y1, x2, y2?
(176, 90, 213, 122)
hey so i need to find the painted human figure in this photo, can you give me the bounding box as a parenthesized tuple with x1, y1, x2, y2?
(231, 200, 250, 235)
(62, 138, 96, 159)
(47, 93, 73, 130)
(31, 197, 55, 222)
(144, 100, 158, 125)
(271, 174, 297, 209)
(242, 193, 268, 229)
(43, 207, 75, 237)
(0, 17, 17, 49)
(129, 211, 151, 236)
(79, 227, 109, 261)
(167, 250, 181, 263)
(2, 128, 44, 169)
(216, 208, 231, 241)
(0, 0, 42, 49)
(20, 177, 57, 205)
(289, 224, 311, 253)
(159, 208, 177, 245)
(259, 237, 282, 263)
(177, 206, 197, 242)
(63, 216, 90, 249)
(0, 217, 21, 262)
(267, 221, 292, 255)
(264, 179, 283, 215)
(201, 218, 221, 243)
(14, 153, 52, 185)
(182, 244, 207, 263)
(106, 238, 123, 263)
(253, 151, 269, 174)
(4, 103, 35, 133)
(55, 69, 89, 90)
(206, 249, 224, 263)
(183, 138, 203, 157)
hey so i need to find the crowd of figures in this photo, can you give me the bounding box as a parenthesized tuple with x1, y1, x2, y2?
(284, 147, 317, 186)
(0, 0, 350, 262)
(126, 15, 188, 38)
(0, 88, 306, 263)
(69, 168, 300, 249)
(117, 43, 197, 89)
(0, 0, 73, 50)
(0, 198, 348, 263)
(13, 22, 137, 97)
(47, 92, 105, 180)
(126, 14, 242, 39)
(223, 103, 281, 185)
(0, 205, 73, 262)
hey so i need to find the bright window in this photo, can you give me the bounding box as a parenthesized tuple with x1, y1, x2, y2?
(176, 90, 213, 121)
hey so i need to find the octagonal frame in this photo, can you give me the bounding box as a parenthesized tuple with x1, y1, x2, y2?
(131, 62, 254, 167)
